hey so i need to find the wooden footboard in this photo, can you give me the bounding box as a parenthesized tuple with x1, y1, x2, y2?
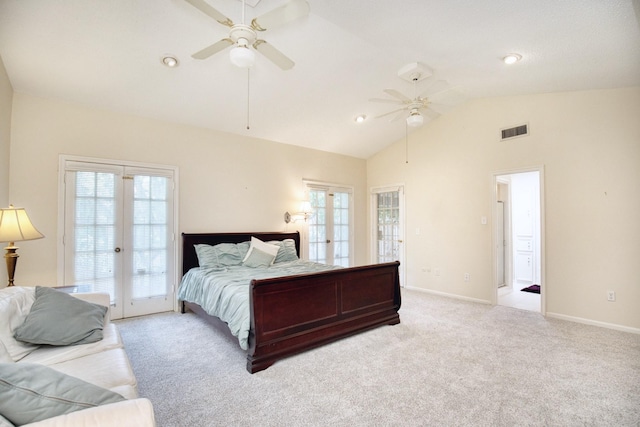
(247, 261, 401, 373)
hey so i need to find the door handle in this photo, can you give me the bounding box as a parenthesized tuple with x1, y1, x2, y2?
(114, 247, 121, 253)
(326, 240, 331, 243)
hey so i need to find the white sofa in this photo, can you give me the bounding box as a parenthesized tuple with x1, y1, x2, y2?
(0, 286, 155, 427)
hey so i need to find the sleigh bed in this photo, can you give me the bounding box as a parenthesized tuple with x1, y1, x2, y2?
(179, 231, 401, 373)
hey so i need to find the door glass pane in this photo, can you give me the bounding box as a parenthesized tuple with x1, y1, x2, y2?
(333, 191, 350, 267)
(132, 175, 169, 299)
(308, 189, 327, 264)
(73, 171, 117, 303)
(377, 191, 400, 263)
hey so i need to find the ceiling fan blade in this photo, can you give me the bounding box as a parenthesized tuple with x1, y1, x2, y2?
(419, 79, 450, 99)
(369, 98, 404, 105)
(375, 108, 406, 120)
(253, 40, 295, 70)
(428, 102, 455, 115)
(422, 108, 441, 120)
(389, 110, 408, 122)
(184, 0, 234, 27)
(429, 87, 467, 106)
(192, 38, 233, 59)
(383, 89, 411, 102)
(251, 0, 310, 31)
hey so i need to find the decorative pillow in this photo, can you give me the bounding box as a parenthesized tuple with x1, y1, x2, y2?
(0, 414, 14, 427)
(269, 239, 299, 263)
(195, 242, 250, 268)
(14, 287, 107, 346)
(0, 363, 124, 425)
(0, 286, 39, 361)
(243, 247, 276, 268)
(242, 237, 280, 266)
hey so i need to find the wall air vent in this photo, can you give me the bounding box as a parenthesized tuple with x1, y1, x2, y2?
(501, 124, 529, 140)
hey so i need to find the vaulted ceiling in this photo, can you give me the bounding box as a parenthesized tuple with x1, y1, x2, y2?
(1, 0, 639, 158)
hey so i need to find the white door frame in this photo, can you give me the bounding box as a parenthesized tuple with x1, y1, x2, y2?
(370, 185, 406, 287)
(491, 166, 545, 315)
(57, 155, 180, 316)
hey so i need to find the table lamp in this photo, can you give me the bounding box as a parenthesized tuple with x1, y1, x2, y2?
(0, 205, 44, 287)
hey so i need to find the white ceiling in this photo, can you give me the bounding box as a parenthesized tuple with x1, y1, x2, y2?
(1, 0, 639, 159)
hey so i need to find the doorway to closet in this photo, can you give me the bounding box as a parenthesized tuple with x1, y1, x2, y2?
(493, 169, 543, 313)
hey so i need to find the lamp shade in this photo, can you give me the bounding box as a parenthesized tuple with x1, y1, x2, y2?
(229, 46, 255, 68)
(0, 206, 44, 244)
(406, 113, 424, 127)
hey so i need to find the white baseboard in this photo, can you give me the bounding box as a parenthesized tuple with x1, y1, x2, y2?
(404, 285, 492, 305)
(404, 286, 640, 335)
(546, 312, 640, 335)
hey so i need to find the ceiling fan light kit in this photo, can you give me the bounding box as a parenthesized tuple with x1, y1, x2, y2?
(230, 44, 255, 68)
(406, 112, 424, 127)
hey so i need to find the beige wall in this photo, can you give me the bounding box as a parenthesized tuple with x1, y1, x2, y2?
(368, 87, 640, 331)
(0, 55, 11, 207)
(7, 93, 367, 287)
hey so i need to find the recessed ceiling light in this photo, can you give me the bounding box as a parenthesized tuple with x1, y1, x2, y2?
(503, 53, 522, 65)
(355, 115, 367, 123)
(162, 55, 179, 68)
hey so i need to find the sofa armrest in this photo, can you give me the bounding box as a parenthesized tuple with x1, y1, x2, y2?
(21, 398, 156, 427)
(69, 292, 112, 324)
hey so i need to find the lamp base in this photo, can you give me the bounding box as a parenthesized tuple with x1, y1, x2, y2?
(4, 245, 18, 287)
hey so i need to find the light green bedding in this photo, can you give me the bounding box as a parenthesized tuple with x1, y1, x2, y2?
(177, 261, 341, 350)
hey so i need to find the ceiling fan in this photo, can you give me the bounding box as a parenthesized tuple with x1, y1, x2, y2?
(370, 71, 466, 127)
(184, 0, 310, 70)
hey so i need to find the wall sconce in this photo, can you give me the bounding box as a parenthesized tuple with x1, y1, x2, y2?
(0, 205, 44, 286)
(284, 201, 313, 223)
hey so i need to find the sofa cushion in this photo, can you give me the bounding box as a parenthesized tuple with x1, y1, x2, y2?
(0, 287, 39, 361)
(21, 398, 156, 427)
(20, 323, 123, 366)
(14, 287, 107, 346)
(0, 363, 124, 426)
(47, 348, 139, 399)
(0, 341, 12, 364)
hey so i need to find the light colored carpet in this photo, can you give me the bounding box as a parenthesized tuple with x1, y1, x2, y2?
(116, 290, 640, 426)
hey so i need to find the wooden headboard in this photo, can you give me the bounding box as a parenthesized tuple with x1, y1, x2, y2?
(181, 231, 301, 276)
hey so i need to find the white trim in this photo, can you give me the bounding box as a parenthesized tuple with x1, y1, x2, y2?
(302, 179, 354, 267)
(57, 154, 180, 315)
(546, 312, 640, 335)
(405, 285, 492, 305)
(370, 184, 406, 286)
(491, 165, 545, 315)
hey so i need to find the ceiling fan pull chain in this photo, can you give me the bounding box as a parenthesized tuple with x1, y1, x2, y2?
(246, 68, 251, 130)
(405, 123, 409, 164)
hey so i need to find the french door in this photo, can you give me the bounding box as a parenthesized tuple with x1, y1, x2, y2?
(60, 158, 177, 319)
(307, 184, 353, 267)
(372, 186, 405, 285)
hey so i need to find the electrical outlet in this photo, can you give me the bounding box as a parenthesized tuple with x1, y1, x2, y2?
(607, 291, 616, 302)
(464, 273, 470, 282)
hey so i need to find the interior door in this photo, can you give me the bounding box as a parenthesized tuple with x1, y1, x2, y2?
(62, 160, 176, 319)
(372, 187, 405, 286)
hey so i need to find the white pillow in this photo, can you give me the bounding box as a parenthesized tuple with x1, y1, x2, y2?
(242, 237, 280, 265)
(0, 286, 39, 361)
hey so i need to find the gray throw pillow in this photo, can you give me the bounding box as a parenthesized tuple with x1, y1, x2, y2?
(13, 287, 107, 346)
(243, 247, 276, 268)
(0, 363, 124, 425)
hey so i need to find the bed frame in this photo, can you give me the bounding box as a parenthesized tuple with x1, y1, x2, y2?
(180, 231, 401, 373)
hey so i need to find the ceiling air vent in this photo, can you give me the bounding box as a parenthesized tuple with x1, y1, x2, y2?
(501, 124, 528, 140)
